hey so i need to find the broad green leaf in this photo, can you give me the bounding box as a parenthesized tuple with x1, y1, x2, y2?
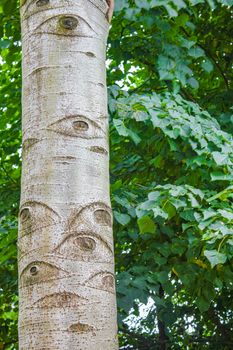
(196, 296, 211, 312)
(114, 211, 131, 225)
(212, 152, 230, 165)
(152, 207, 169, 219)
(0, 39, 11, 49)
(187, 77, 199, 89)
(115, 0, 129, 11)
(137, 216, 156, 234)
(211, 172, 233, 181)
(204, 250, 227, 268)
(201, 60, 214, 73)
(188, 46, 205, 58)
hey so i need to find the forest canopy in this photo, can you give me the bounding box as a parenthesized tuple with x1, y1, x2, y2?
(0, 0, 233, 349)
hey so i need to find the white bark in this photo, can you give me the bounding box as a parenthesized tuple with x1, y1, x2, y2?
(19, 1, 118, 349)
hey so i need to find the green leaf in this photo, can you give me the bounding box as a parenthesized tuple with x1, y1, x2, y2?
(173, 0, 187, 9)
(137, 216, 156, 234)
(189, 0, 205, 4)
(212, 152, 230, 165)
(188, 46, 205, 58)
(196, 296, 211, 312)
(163, 201, 176, 219)
(204, 250, 227, 268)
(113, 119, 128, 137)
(201, 60, 214, 73)
(135, 0, 151, 10)
(115, 0, 129, 11)
(218, 209, 233, 221)
(114, 211, 131, 225)
(0, 39, 11, 49)
(187, 77, 199, 89)
(128, 129, 141, 145)
(210, 172, 233, 181)
(207, 0, 216, 9)
(152, 207, 169, 219)
(164, 4, 178, 17)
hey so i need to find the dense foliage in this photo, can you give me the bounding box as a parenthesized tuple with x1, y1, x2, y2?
(0, 0, 233, 349)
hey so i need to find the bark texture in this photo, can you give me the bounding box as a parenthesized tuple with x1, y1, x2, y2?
(19, 1, 118, 349)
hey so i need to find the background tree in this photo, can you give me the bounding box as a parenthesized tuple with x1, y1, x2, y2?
(0, 0, 233, 349)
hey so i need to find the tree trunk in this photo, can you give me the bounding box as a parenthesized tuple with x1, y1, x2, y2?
(18, 0, 118, 349)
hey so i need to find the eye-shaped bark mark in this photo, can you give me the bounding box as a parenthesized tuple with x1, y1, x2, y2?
(36, 0, 49, 6)
(19, 201, 60, 237)
(20, 207, 31, 222)
(33, 13, 97, 37)
(75, 236, 96, 251)
(68, 202, 112, 231)
(30, 265, 39, 275)
(73, 120, 89, 132)
(85, 52, 96, 58)
(68, 323, 95, 334)
(22, 138, 40, 153)
(54, 231, 113, 262)
(85, 272, 115, 294)
(94, 209, 112, 226)
(90, 146, 108, 155)
(47, 115, 104, 139)
(59, 16, 78, 30)
(19, 207, 32, 237)
(32, 292, 88, 309)
(20, 261, 69, 287)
